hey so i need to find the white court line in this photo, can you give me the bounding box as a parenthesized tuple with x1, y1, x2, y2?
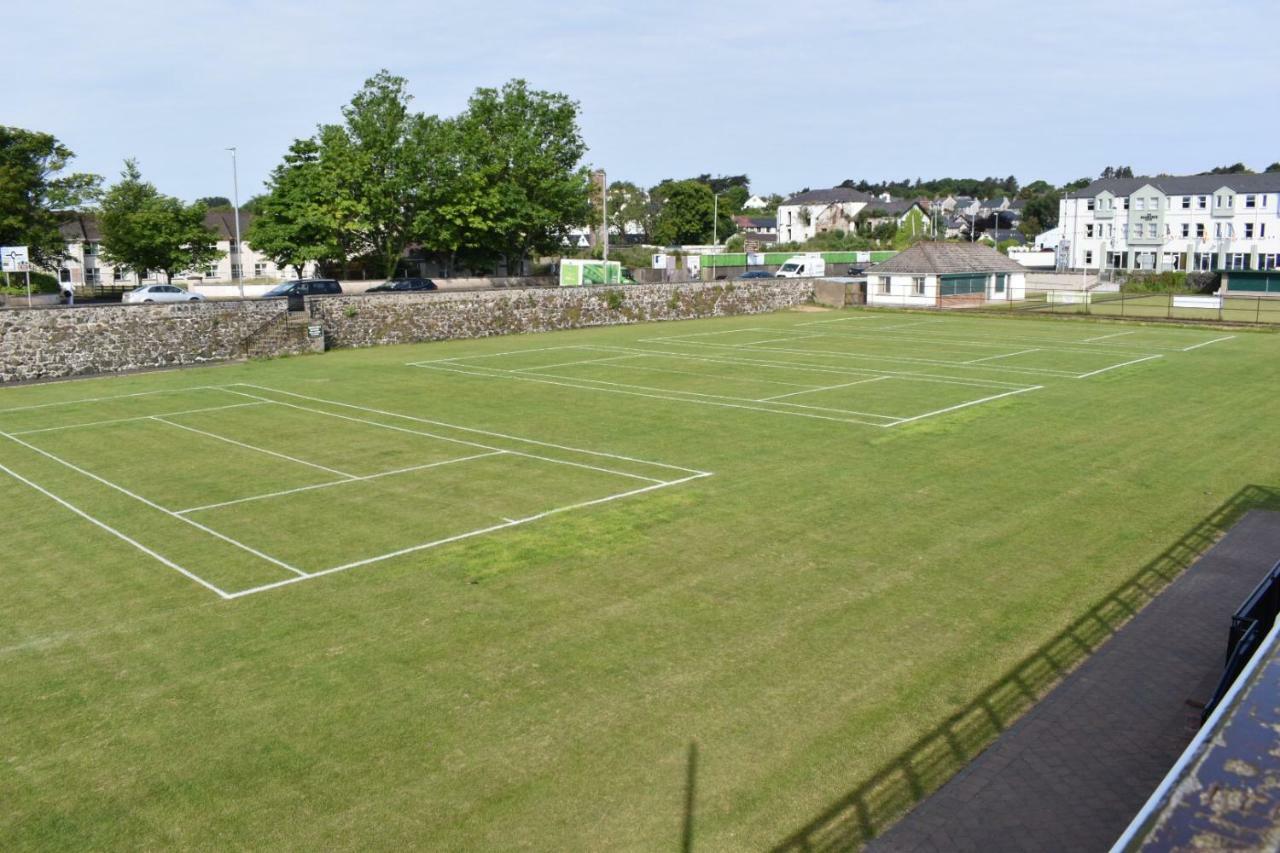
(220, 386, 675, 483)
(572, 345, 1037, 390)
(1081, 331, 1135, 342)
(151, 417, 359, 480)
(459, 363, 904, 420)
(600, 361, 819, 389)
(963, 348, 1041, 365)
(866, 319, 947, 331)
(175, 451, 507, 514)
(1074, 354, 1163, 379)
(756, 376, 891, 401)
(228, 384, 710, 476)
(221, 473, 712, 599)
(772, 325, 1167, 357)
(511, 355, 642, 372)
(793, 316, 886, 326)
(0, 456, 231, 599)
(0, 430, 307, 577)
(1181, 335, 1236, 351)
(8, 401, 269, 436)
(0, 385, 227, 415)
(661, 338, 1081, 377)
(890, 385, 1044, 426)
(411, 362, 901, 427)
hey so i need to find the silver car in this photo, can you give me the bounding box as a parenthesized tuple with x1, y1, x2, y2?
(123, 284, 204, 304)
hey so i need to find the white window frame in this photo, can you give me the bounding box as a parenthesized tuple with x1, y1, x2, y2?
(1245, 194, 1256, 208)
(878, 277, 891, 294)
(911, 275, 925, 295)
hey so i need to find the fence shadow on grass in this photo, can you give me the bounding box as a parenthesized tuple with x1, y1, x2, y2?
(771, 484, 1280, 853)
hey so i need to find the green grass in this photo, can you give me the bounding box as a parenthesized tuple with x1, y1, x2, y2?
(1000, 290, 1280, 324)
(2, 308, 1279, 850)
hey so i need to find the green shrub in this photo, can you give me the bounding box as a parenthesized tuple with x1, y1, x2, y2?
(604, 290, 625, 310)
(1120, 271, 1218, 294)
(0, 270, 59, 296)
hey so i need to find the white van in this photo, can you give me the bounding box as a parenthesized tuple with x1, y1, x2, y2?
(774, 254, 826, 278)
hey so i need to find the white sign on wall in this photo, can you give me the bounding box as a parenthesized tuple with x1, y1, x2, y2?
(746, 252, 765, 267)
(651, 253, 667, 270)
(1, 245, 30, 272)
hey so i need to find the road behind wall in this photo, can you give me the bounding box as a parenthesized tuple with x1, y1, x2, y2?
(0, 280, 814, 384)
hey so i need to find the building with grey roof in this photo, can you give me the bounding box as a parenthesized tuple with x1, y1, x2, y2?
(1057, 172, 1280, 274)
(862, 242, 1026, 307)
(776, 187, 879, 244)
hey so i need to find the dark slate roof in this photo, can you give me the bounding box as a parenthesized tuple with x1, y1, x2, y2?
(866, 242, 1025, 275)
(1063, 173, 1280, 199)
(58, 211, 253, 243)
(782, 186, 878, 205)
(58, 213, 102, 242)
(203, 210, 254, 239)
(865, 199, 922, 215)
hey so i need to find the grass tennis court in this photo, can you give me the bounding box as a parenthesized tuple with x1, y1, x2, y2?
(2, 307, 1278, 849)
(1009, 289, 1280, 324)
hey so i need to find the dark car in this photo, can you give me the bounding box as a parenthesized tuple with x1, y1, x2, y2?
(367, 277, 438, 293)
(263, 279, 343, 297)
(737, 270, 773, 280)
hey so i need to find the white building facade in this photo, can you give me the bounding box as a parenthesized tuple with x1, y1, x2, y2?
(57, 211, 315, 291)
(863, 242, 1027, 308)
(776, 187, 877, 244)
(1058, 174, 1280, 273)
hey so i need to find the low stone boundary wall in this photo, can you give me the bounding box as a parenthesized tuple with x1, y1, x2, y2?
(310, 281, 812, 350)
(0, 280, 813, 384)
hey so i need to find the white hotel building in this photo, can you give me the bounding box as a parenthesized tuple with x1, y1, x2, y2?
(1058, 174, 1280, 273)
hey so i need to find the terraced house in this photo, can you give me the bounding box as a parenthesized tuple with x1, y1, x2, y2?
(1058, 173, 1280, 274)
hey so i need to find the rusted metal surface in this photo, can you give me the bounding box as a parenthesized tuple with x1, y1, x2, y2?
(1126, 626, 1280, 851)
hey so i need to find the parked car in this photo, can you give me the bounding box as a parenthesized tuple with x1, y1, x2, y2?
(263, 279, 343, 298)
(367, 277, 438, 293)
(737, 270, 773, 280)
(123, 284, 204, 304)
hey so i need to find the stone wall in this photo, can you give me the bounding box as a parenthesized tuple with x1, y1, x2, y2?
(309, 280, 812, 349)
(0, 301, 307, 384)
(0, 281, 813, 384)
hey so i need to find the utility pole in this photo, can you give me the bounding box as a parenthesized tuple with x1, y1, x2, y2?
(227, 147, 243, 299)
(713, 193, 720, 246)
(601, 170, 609, 263)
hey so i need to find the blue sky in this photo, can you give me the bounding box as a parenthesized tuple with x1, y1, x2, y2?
(7, 0, 1278, 202)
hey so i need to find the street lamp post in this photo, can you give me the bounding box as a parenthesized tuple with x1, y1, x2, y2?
(227, 147, 243, 299)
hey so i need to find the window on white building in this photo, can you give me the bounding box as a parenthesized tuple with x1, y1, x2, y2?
(59, 268, 71, 283)
(254, 262, 268, 277)
(84, 268, 101, 284)
(1226, 254, 1247, 270)
(1215, 223, 1222, 238)
(1245, 223, 1254, 238)
(1122, 197, 1130, 209)
(1262, 223, 1268, 238)
(878, 277, 891, 294)
(230, 263, 243, 280)
(1245, 194, 1257, 208)
(912, 276, 925, 295)
(1194, 253, 1215, 271)
(1086, 199, 1095, 211)
(1085, 224, 1094, 237)
(1135, 198, 1145, 210)
(1260, 254, 1279, 270)
(1084, 250, 1093, 265)
(113, 268, 129, 282)
(1147, 224, 1157, 238)
(84, 242, 99, 256)
(205, 263, 219, 278)
(1181, 223, 1190, 237)
(1198, 195, 1208, 208)
(1196, 223, 1206, 238)
(1181, 196, 1191, 209)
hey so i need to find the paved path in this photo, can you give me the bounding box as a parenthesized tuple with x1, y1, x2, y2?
(868, 509, 1280, 853)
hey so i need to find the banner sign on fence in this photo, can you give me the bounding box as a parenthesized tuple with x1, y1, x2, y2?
(1, 245, 30, 272)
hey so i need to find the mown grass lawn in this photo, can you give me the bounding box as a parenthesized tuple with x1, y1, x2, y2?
(1, 307, 1277, 850)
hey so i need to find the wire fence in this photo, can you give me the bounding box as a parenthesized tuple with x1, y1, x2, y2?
(976, 288, 1280, 326)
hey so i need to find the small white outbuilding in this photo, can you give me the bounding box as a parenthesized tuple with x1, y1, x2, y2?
(863, 243, 1027, 308)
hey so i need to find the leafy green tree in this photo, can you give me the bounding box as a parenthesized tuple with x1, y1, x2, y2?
(0, 126, 101, 270)
(329, 70, 431, 278)
(247, 138, 342, 277)
(1061, 177, 1092, 192)
(653, 180, 717, 245)
(452, 79, 592, 274)
(196, 196, 232, 210)
(1203, 163, 1252, 175)
(1267, 162, 1280, 173)
(99, 160, 220, 283)
(1021, 188, 1061, 234)
(603, 180, 649, 241)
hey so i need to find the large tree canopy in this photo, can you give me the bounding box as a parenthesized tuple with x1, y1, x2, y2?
(0, 126, 101, 269)
(99, 160, 220, 283)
